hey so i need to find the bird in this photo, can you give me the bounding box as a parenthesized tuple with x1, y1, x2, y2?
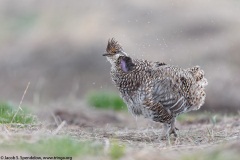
(103, 38, 208, 139)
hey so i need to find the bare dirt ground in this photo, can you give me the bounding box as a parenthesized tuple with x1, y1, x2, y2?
(53, 101, 240, 147)
(1, 101, 240, 159)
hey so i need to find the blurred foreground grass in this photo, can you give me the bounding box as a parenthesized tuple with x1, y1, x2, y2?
(0, 102, 36, 124)
(87, 91, 127, 111)
(0, 136, 127, 159)
(0, 137, 102, 157)
(109, 140, 126, 160)
(1, 135, 239, 160)
(24, 137, 102, 157)
(181, 145, 240, 160)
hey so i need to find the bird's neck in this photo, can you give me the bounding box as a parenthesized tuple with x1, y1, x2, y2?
(112, 56, 135, 73)
(120, 58, 128, 72)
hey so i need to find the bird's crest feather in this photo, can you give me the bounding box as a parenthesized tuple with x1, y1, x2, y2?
(106, 38, 123, 54)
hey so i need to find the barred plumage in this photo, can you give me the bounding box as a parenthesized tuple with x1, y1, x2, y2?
(103, 38, 208, 138)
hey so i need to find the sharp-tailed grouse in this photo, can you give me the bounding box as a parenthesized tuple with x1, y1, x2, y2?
(103, 38, 208, 138)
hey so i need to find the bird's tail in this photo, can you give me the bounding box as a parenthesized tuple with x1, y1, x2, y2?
(189, 66, 208, 88)
(187, 66, 208, 111)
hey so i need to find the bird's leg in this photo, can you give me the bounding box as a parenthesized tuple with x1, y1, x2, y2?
(161, 118, 178, 140)
(169, 118, 178, 137)
(161, 123, 171, 140)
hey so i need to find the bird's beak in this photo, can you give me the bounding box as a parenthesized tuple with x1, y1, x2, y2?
(102, 53, 110, 56)
(102, 50, 127, 56)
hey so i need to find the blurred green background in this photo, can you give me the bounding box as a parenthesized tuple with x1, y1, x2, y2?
(0, 0, 240, 112)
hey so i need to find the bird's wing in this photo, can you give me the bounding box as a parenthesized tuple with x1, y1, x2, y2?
(150, 76, 189, 116)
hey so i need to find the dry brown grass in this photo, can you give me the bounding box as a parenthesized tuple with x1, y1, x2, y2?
(0, 100, 240, 159)
(0, 114, 240, 159)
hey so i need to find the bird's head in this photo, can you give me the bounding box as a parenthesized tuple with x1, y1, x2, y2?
(103, 38, 128, 65)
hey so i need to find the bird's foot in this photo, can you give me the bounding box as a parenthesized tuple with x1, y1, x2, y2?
(160, 134, 167, 140)
(170, 127, 179, 137)
(160, 127, 179, 140)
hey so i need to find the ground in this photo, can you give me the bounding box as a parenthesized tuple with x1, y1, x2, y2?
(0, 100, 240, 160)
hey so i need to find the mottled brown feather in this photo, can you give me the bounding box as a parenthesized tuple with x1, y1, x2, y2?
(104, 38, 208, 137)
